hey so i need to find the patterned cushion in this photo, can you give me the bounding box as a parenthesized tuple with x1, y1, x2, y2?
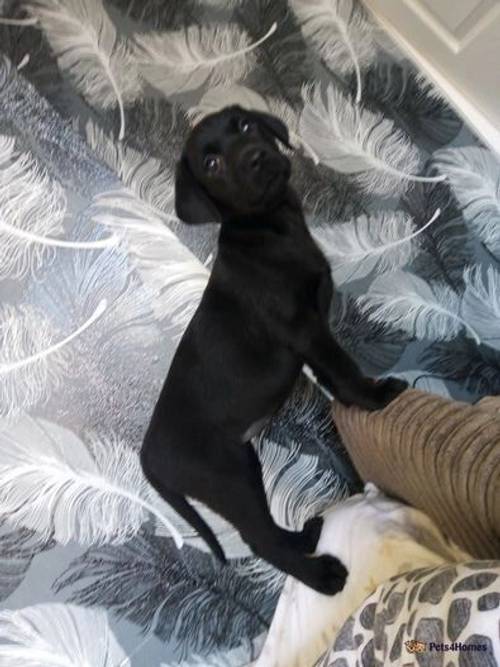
(317, 561, 500, 666)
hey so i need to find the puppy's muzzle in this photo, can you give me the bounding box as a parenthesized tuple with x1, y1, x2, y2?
(240, 144, 286, 175)
(247, 147, 270, 172)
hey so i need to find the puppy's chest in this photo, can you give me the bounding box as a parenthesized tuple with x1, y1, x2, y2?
(220, 224, 330, 315)
(263, 233, 328, 284)
(248, 239, 328, 318)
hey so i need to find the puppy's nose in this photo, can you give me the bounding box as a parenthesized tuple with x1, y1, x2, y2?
(248, 148, 266, 172)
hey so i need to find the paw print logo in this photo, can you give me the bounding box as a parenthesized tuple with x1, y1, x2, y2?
(405, 639, 427, 654)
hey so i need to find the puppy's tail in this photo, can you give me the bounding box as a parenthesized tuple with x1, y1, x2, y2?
(160, 488, 227, 564)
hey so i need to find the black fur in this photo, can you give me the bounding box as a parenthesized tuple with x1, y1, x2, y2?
(141, 106, 407, 595)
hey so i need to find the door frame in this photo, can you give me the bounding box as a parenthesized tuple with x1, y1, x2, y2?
(363, 0, 500, 156)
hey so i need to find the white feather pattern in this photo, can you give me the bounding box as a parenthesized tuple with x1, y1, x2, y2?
(291, 0, 376, 103)
(299, 84, 445, 196)
(0, 304, 72, 420)
(357, 271, 480, 343)
(434, 146, 500, 251)
(0, 603, 130, 667)
(312, 208, 441, 285)
(258, 438, 346, 530)
(0, 416, 183, 547)
(29, 0, 141, 140)
(0, 135, 62, 278)
(0, 135, 117, 280)
(462, 266, 500, 351)
(85, 120, 174, 213)
(92, 188, 209, 337)
(0, 300, 106, 420)
(135, 21, 277, 97)
(0, 299, 106, 374)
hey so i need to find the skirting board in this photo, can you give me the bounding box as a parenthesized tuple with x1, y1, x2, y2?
(363, 2, 500, 157)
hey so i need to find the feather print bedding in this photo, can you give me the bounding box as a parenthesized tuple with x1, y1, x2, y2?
(0, 0, 498, 664)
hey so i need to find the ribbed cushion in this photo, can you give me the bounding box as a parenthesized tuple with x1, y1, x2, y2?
(333, 389, 500, 559)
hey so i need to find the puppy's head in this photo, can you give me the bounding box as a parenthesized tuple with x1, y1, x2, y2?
(175, 105, 292, 224)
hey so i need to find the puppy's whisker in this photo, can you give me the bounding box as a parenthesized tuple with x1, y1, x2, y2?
(17, 53, 30, 70)
(0, 15, 38, 25)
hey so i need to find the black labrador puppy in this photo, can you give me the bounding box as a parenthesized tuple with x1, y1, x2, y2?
(141, 106, 407, 595)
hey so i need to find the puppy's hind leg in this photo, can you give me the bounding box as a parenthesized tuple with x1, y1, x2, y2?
(197, 442, 347, 595)
(141, 447, 227, 563)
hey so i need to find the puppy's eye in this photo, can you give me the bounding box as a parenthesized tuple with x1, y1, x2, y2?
(238, 118, 252, 133)
(204, 154, 222, 174)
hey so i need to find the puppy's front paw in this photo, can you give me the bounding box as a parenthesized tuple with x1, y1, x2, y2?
(370, 377, 408, 410)
(377, 376, 409, 403)
(308, 555, 348, 596)
(299, 516, 323, 553)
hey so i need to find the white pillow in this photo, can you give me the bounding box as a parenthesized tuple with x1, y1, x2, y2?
(253, 484, 469, 667)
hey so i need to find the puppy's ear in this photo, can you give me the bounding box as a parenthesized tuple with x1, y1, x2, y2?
(175, 155, 221, 224)
(250, 110, 292, 149)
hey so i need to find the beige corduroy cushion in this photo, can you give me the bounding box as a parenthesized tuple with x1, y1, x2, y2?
(333, 388, 500, 559)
